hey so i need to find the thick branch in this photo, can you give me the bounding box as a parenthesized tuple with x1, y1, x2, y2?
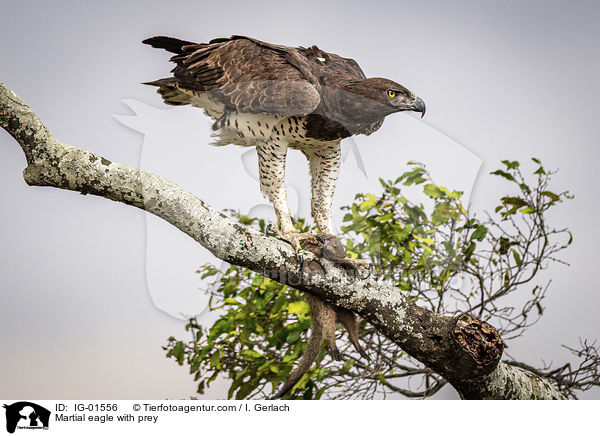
(0, 82, 565, 399)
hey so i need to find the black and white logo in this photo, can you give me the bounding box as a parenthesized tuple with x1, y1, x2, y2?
(3, 402, 50, 434)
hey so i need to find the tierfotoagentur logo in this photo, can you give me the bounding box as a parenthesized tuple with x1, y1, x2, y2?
(114, 90, 480, 320)
(3, 402, 50, 433)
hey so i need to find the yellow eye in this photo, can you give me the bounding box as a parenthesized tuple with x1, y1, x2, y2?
(387, 90, 397, 98)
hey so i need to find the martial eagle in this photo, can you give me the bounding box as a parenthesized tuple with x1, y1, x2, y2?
(143, 35, 425, 255)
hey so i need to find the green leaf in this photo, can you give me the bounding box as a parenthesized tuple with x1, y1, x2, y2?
(498, 237, 514, 255)
(519, 207, 536, 214)
(448, 190, 464, 200)
(432, 202, 452, 225)
(190, 358, 201, 374)
(359, 194, 377, 211)
(423, 184, 446, 198)
(501, 197, 528, 208)
(397, 167, 427, 186)
(470, 225, 488, 241)
(339, 358, 355, 375)
(286, 329, 302, 344)
(414, 235, 434, 245)
(463, 241, 476, 262)
(169, 341, 185, 366)
(241, 349, 263, 360)
(287, 301, 309, 315)
(519, 183, 531, 194)
(375, 212, 395, 223)
(398, 280, 411, 291)
(404, 205, 425, 223)
(236, 379, 260, 400)
(541, 191, 560, 202)
(502, 160, 520, 169)
(512, 249, 522, 266)
(208, 318, 233, 340)
(302, 385, 314, 400)
(209, 351, 221, 369)
(314, 386, 327, 400)
(490, 170, 515, 181)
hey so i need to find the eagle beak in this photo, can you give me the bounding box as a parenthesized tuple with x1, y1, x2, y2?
(413, 97, 426, 118)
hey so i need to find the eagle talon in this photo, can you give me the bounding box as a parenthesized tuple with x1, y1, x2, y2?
(264, 223, 289, 243)
(264, 224, 317, 264)
(362, 262, 374, 280)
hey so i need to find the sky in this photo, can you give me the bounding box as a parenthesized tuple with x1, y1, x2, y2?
(0, 0, 598, 400)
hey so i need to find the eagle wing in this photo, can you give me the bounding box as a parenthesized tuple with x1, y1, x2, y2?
(143, 36, 321, 116)
(296, 45, 366, 82)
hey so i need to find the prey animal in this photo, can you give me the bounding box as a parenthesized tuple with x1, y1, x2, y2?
(143, 35, 425, 398)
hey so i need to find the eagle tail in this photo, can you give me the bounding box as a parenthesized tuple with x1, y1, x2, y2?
(142, 37, 201, 105)
(142, 78, 191, 106)
(142, 36, 196, 54)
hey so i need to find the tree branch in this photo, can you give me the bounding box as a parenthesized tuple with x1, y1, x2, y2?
(0, 81, 566, 399)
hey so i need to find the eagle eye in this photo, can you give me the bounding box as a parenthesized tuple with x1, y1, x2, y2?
(386, 89, 397, 98)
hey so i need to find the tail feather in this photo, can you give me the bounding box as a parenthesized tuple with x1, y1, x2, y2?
(142, 36, 196, 54)
(142, 78, 191, 106)
(142, 37, 203, 106)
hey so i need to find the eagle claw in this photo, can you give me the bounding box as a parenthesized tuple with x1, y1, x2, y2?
(265, 223, 315, 263)
(265, 223, 274, 237)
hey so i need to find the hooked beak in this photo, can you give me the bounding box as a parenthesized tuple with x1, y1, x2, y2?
(397, 96, 426, 118)
(411, 96, 426, 118)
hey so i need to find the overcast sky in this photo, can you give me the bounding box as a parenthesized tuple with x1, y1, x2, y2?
(1, 0, 598, 400)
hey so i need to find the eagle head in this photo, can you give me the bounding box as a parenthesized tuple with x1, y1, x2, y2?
(344, 77, 426, 119)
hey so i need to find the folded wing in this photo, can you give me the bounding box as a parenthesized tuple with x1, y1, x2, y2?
(143, 36, 321, 116)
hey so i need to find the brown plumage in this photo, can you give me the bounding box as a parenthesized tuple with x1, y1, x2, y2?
(143, 35, 425, 399)
(143, 35, 424, 139)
